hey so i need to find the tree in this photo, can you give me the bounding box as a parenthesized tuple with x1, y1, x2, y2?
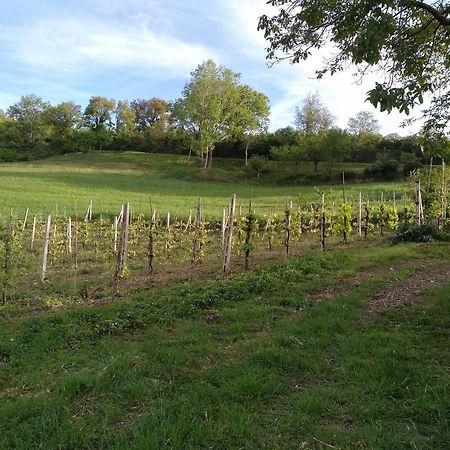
(319, 128, 353, 171)
(44, 101, 82, 135)
(231, 85, 270, 166)
(259, 1, 450, 135)
(294, 93, 334, 134)
(7, 94, 50, 144)
(172, 59, 243, 168)
(130, 98, 169, 132)
(115, 101, 136, 134)
(295, 93, 334, 171)
(347, 111, 380, 136)
(84, 96, 116, 131)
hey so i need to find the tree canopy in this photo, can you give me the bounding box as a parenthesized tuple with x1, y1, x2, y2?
(259, 1, 450, 135)
(172, 59, 269, 168)
(294, 93, 334, 134)
(347, 111, 380, 136)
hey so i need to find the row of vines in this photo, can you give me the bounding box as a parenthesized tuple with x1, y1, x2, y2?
(0, 170, 448, 305)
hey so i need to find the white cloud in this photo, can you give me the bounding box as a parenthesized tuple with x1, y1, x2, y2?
(0, 17, 216, 80)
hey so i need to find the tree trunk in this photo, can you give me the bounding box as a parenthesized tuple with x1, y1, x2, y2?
(207, 148, 213, 168)
(314, 160, 318, 172)
(245, 142, 249, 167)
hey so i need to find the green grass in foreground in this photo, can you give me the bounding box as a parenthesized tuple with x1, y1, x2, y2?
(0, 151, 406, 218)
(1, 242, 449, 449)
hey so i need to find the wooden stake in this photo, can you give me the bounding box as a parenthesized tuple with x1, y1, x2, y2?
(357, 192, 362, 238)
(115, 203, 130, 278)
(284, 197, 291, 257)
(22, 208, 29, 232)
(244, 197, 254, 270)
(415, 181, 422, 225)
(67, 217, 72, 254)
(223, 193, 236, 276)
(221, 208, 226, 249)
(113, 216, 118, 252)
(320, 192, 326, 251)
(31, 215, 36, 250)
(148, 207, 155, 274)
(40, 215, 51, 282)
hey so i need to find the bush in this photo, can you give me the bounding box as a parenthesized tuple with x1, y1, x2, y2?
(363, 160, 399, 181)
(402, 157, 423, 177)
(392, 223, 450, 244)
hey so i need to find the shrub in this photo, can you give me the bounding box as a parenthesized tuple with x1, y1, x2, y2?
(363, 160, 399, 181)
(391, 223, 450, 244)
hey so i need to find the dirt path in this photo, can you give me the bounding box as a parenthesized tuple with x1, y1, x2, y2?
(361, 261, 450, 321)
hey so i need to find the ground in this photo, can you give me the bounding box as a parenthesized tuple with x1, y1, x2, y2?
(0, 152, 448, 449)
(1, 241, 449, 449)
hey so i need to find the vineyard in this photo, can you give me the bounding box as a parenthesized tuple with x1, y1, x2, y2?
(1, 170, 448, 307)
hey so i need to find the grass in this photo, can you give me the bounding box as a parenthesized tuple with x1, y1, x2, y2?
(1, 242, 449, 449)
(0, 151, 406, 218)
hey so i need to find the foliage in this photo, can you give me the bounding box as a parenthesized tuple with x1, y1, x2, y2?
(130, 98, 170, 132)
(363, 160, 399, 181)
(392, 223, 450, 243)
(347, 111, 380, 136)
(294, 92, 334, 134)
(7, 94, 50, 144)
(259, 0, 450, 135)
(84, 96, 116, 131)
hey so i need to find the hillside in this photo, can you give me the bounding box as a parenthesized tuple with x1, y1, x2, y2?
(0, 151, 404, 218)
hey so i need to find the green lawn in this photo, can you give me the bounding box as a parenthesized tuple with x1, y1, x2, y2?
(1, 242, 449, 449)
(0, 151, 406, 218)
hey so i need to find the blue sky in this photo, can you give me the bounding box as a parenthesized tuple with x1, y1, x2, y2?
(0, 0, 420, 134)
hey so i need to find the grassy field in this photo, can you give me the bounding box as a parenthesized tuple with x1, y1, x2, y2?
(0, 151, 407, 218)
(1, 242, 449, 449)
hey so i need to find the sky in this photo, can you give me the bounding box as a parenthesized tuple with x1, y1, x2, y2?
(0, 0, 422, 135)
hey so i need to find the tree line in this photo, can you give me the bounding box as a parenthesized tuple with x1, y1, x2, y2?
(0, 59, 448, 171)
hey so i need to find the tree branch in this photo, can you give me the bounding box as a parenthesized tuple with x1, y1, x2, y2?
(403, 1, 450, 26)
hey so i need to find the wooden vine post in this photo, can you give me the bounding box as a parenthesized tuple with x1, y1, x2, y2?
(192, 198, 202, 264)
(40, 215, 51, 282)
(221, 208, 226, 249)
(115, 202, 130, 280)
(379, 192, 385, 236)
(223, 193, 236, 276)
(342, 172, 348, 244)
(67, 217, 72, 254)
(440, 159, 447, 229)
(30, 215, 37, 250)
(284, 198, 291, 257)
(357, 192, 362, 238)
(415, 181, 422, 225)
(22, 208, 29, 232)
(364, 198, 370, 239)
(244, 197, 254, 270)
(85, 198, 93, 222)
(148, 208, 155, 274)
(320, 192, 326, 251)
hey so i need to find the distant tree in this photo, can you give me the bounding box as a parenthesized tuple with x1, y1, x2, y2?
(44, 101, 82, 135)
(130, 98, 170, 132)
(319, 128, 353, 171)
(347, 111, 380, 136)
(270, 144, 306, 165)
(115, 101, 136, 134)
(259, 1, 450, 136)
(84, 96, 116, 131)
(231, 85, 270, 166)
(0, 109, 5, 123)
(294, 93, 334, 134)
(7, 94, 50, 144)
(172, 59, 243, 168)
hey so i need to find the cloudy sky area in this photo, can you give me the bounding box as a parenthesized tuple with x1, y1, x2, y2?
(0, 0, 421, 135)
